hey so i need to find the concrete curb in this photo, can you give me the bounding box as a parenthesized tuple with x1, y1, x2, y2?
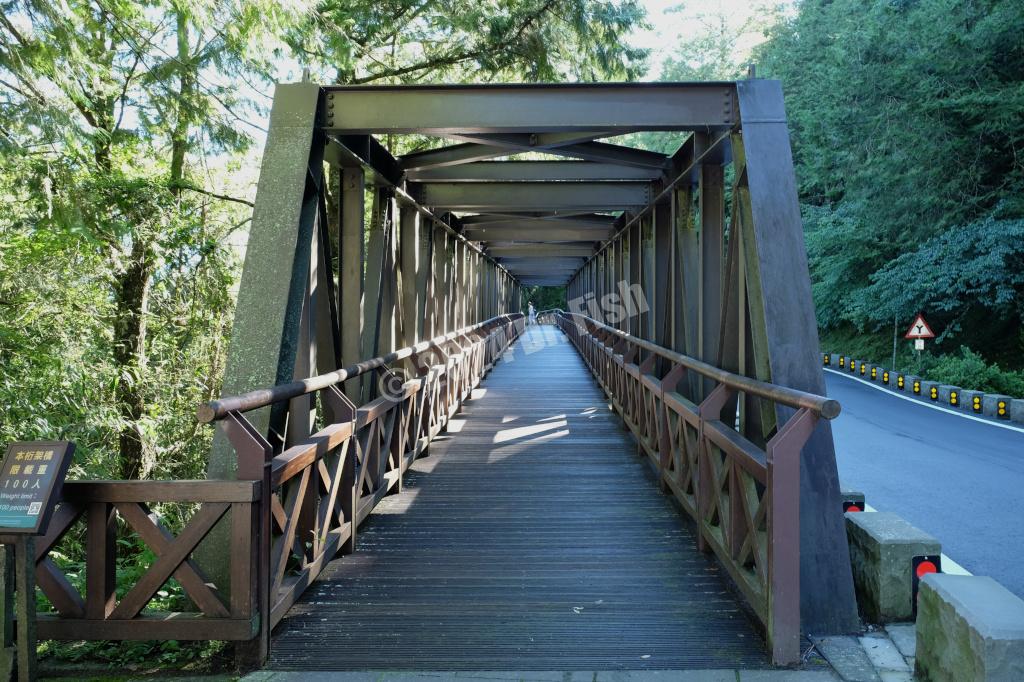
(822, 353, 1024, 425)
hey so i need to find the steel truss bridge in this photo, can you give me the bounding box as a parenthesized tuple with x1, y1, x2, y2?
(23, 80, 859, 671)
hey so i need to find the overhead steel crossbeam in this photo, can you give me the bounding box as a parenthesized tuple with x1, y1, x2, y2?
(460, 213, 616, 227)
(400, 139, 668, 171)
(495, 257, 586, 268)
(442, 134, 671, 170)
(413, 181, 651, 212)
(486, 244, 595, 258)
(465, 226, 615, 242)
(407, 160, 664, 182)
(322, 82, 737, 134)
(211, 79, 858, 670)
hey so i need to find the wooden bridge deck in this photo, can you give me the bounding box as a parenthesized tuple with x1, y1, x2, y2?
(268, 326, 767, 670)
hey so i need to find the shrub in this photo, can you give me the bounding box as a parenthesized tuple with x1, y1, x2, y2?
(917, 347, 1024, 397)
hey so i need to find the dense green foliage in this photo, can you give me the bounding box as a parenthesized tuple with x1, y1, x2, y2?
(287, 0, 647, 84)
(750, 0, 1024, 389)
(1, 0, 649, 669)
(1, 0, 649, 482)
(524, 286, 567, 313)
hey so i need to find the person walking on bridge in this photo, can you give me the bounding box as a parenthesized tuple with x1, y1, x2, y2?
(528, 301, 536, 325)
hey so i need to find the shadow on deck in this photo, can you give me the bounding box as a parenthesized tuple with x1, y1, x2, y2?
(268, 327, 767, 670)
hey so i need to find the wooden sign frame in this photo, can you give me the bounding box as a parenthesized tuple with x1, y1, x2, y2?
(0, 442, 75, 536)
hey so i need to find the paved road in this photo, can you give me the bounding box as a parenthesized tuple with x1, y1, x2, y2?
(826, 370, 1024, 597)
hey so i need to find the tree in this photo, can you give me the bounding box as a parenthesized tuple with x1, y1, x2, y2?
(0, 0, 274, 478)
(287, 0, 648, 85)
(753, 0, 1024, 365)
(659, 2, 781, 82)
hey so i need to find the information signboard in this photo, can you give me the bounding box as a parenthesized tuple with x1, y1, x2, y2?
(0, 441, 74, 535)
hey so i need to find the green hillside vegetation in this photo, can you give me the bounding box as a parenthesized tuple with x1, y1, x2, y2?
(752, 0, 1024, 393)
(0, 0, 647, 669)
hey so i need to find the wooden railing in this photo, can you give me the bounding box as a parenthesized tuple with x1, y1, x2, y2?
(24, 313, 524, 664)
(4, 480, 260, 642)
(548, 310, 839, 665)
(535, 309, 560, 325)
(205, 312, 522, 662)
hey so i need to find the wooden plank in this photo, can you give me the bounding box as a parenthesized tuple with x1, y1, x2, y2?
(0, 545, 12, 677)
(85, 503, 115, 620)
(61, 481, 259, 503)
(37, 614, 257, 641)
(15, 537, 35, 681)
(271, 423, 354, 487)
(230, 501, 256, 619)
(269, 326, 766, 670)
(269, 470, 310, 594)
(35, 558, 84, 618)
(269, 525, 348, 628)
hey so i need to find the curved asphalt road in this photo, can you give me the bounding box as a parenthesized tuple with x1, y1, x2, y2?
(825, 370, 1024, 597)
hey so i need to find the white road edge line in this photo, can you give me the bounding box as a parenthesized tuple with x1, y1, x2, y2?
(862, 504, 972, 576)
(824, 367, 1024, 435)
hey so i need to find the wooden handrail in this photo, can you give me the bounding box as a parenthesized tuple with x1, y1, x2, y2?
(198, 313, 524, 423)
(551, 310, 840, 420)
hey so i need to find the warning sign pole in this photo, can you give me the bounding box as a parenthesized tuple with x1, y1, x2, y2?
(892, 312, 898, 372)
(904, 313, 936, 372)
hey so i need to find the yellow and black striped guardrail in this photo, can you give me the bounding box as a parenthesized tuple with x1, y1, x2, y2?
(821, 352, 1020, 423)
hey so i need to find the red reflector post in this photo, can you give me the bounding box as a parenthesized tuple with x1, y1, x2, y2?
(912, 554, 942, 617)
(842, 494, 865, 513)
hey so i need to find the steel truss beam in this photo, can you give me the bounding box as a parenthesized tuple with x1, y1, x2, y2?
(327, 134, 403, 186)
(496, 257, 586, 269)
(444, 134, 672, 170)
(460, 213, 616, 227)
(400, 139, 669, 171)
(564, 79, 859, 645)
(400, 143, 511, 171)
(506, 271, 578, 279)
(408, 160, 664, 182)
(323, 82, 737, 133)
(210, 79, 857, 667)
(415, 182, 651, 212)
(325, 136, 517, 281)
(465, 227, 614, 242)
(486, 244, 595, 258)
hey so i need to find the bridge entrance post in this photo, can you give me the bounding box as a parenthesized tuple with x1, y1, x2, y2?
(735, 79, 859, 634)
(200, 82, 325, 663)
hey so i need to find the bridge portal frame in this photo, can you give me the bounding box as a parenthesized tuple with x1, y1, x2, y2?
(206, 80, 858, 663)
(17, 80, 858, 669)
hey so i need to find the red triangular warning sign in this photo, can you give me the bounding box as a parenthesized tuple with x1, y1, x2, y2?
(904, 313, 935, 339)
